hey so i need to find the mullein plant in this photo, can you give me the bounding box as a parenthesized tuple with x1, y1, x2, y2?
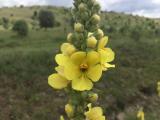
(48, 0, 115, 120)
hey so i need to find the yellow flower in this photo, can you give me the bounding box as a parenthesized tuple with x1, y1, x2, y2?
(56, 51, 102, 91)
(157, 81, 160, 96)
(74, 23, 84, 32)
(87, 36, 97, 48)
(89, 93, 98, 103)
(98, 36, 115, 71)
(61, 43, 76, 56)
(65, 104, 74, 118)
(60, 115, 65, 120)
(137, 108, 144, 120)
(85, 104, 105, 120)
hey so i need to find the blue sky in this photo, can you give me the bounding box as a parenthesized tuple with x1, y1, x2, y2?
(0, 0, 160, 18)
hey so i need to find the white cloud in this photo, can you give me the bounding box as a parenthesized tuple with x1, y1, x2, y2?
(132, 9, 160, 18)
(0, 0, 160, 18)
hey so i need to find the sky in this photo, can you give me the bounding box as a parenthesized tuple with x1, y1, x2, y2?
(0, 0, 160, 18)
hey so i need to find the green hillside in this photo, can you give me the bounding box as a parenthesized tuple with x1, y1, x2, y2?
(0, 6, 160, 120)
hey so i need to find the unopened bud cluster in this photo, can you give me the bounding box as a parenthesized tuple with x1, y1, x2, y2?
(67, 0, 101, 50)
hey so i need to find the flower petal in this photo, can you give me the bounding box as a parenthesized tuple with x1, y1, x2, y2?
(71, 51, 86, 65)
(87, 65, 102, 82)
(98, 36, 108, 49)
(72, 76, 93, 91)
(85, 107, 103, 119)
(64, 62, 81, 80)
(48, 74, 69, 89)
(55, 66, 65, 77)
(103, 48, 115, 62)
(87, 51, 100, 66)
(96, 116, 105, 120)
(99, 48, 115, 64)
(102, 63, 115, 71)
(55, 54, 69, 66)
(91, 107, 103, 116)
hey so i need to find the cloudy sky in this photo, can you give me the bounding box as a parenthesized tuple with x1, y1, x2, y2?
(0, 0, 160, 18)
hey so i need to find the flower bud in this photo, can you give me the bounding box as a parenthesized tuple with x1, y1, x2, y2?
(89, 93, 98, 103)
(60, 115, 65, 120)
(78, 3, 86, 12)
(90, 0, 96, 5)
(97, 29, 104, 38)
(91, 14, 101, 24)
(87, 36, 97, 48)
(158, 82, 160, 86)
(88, 32, 93, 37)
(74, 23, 84, 32)
(67, 33, 73, 42)
(61, 43, 76, 56)
(93, 0, 101, 11)
(65, 104, 74, 118)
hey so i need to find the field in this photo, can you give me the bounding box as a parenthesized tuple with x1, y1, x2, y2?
(0, 6, 160, 120)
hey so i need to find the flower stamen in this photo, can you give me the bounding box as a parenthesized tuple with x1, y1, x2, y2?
(80, 63, 88, 72)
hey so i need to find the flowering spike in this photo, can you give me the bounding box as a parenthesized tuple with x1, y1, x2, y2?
(48, 0, 115, 120)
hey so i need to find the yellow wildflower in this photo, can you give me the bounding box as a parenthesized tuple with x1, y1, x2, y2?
(61, 43, 76, 56)
(85, 104, 105, 120)
(87, 36, 97, 48)
(137, 108, 144, 120)
(98, 36, 115, 71)
(157, 81, 160, 96)
(65, 104, 74, 118)
(56, 51, 102, 91)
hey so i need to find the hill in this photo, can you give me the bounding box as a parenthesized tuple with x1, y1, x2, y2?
(0, 6, 160, 120)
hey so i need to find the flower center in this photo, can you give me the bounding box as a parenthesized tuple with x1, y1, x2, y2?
(80, 63, 88, 72)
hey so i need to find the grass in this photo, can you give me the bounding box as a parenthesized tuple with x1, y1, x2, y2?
(0, 6, 160, 120)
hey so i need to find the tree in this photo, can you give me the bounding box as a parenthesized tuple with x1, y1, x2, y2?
(31, 10, 38, 20)
(38, 10, 55, 29)
(12, 20, 28, 36)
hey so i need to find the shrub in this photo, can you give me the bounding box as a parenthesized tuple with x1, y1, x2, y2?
(38, 10, 55, 29)
(130, 26, 141, 41)
(12, 20, 28, 36)
(2, 17, 9, 29)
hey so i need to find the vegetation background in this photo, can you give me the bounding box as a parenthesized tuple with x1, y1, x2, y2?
(0, 6, 160, 120)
